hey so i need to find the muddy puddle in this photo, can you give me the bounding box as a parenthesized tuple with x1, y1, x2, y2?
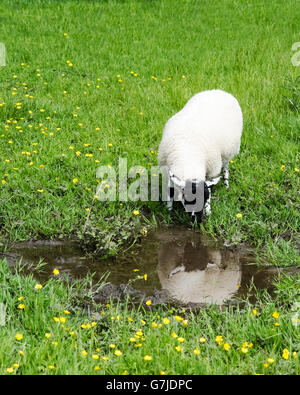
(3, 227, 299, 307)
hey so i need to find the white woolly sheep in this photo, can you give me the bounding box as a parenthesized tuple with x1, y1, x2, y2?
(158, 89, 243, 222)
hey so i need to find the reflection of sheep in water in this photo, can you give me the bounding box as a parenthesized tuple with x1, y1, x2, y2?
(158, 89, 243, 222)
(157, 239, 242, 305)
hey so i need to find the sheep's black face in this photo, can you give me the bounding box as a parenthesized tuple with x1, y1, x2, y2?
(182, 181, 209, 223)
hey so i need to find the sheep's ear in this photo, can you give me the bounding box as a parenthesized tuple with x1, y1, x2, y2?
(206, 176, 221, 188)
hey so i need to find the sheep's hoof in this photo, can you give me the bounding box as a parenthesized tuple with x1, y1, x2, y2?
(191, 212, 203, 224)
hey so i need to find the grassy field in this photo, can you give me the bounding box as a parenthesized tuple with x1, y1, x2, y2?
(0, 0, 299, 257)
(0, 259, 299, 375)
(0, 0, 299, 375)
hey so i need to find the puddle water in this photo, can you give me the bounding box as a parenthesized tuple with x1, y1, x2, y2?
(3, 227, 299, 307)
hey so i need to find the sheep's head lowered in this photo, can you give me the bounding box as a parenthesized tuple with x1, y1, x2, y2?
(168, 171, 221, 223)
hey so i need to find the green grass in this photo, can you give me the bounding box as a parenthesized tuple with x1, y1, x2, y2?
(0, 259, 299, 375)
(0, 0, 299, 260)
(0, 0, 299, 375)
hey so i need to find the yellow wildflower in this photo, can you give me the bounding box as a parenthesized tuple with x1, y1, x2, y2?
(282, 348, 289, 360)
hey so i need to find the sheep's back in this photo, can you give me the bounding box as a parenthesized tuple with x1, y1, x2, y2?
(158, 89, 243, 179)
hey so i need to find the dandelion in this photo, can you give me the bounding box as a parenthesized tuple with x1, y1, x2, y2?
(81, 350, 88, 357)
(144, 273, 148, 281)
(133, 210, 140, 215)
(193, 348, 200, 355)
(272, 311, 280, 319)
(144, 355, 152, 361)
(236, 213, 243, 219)
(223, 343, 230, 351)
(267, 358, 275, 364)
(15, 333, 23, 341)
(146, 299, 152, 306)
(52, 268, 59, 275)
(280, 165, 285, 171)
(177, 337, 185, 343)
(92, 354, 99, 360)
(241, 347, 248, 354)
(6, 368, 14, 373)
(34, 284, 43, 290)
(45, 333, 51, 339)
(114, 350, 122, 357)
(175, 346, 182, 352)
(215, 335, 223, 345)
(199, 337, 207, 343)
(282, 348, 289, 360)
(17, 304, 25, 310)
(73, 178, 78, 183)
(163, 318, 170, 325)
(294, 168, 299, 173)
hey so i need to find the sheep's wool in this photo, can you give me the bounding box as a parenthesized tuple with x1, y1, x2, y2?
(158, 89, 243, 182)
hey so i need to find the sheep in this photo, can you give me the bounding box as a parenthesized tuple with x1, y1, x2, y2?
(158, 89, 243, 222)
